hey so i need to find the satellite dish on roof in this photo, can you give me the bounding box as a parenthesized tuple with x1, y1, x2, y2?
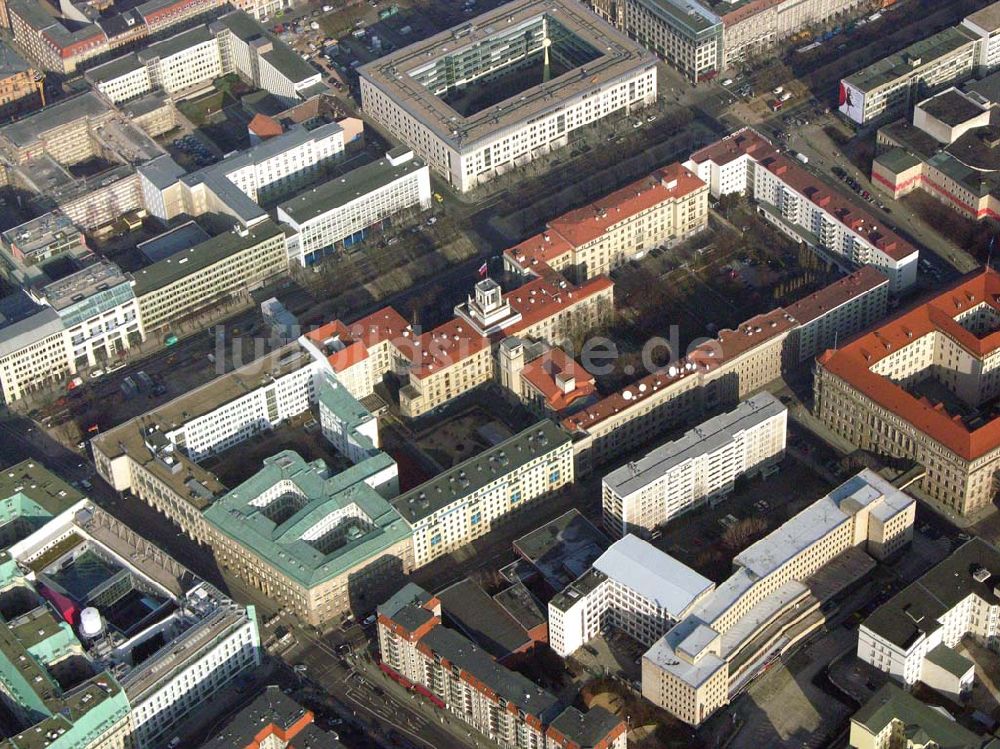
(622, 390, 633, 401)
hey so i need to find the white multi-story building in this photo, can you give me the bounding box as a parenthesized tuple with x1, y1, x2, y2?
(549, 535, 714, 657)
(392, 421, 574, 568)
(3, 460, 261, 749)
(962, 1, 1000, 73)
(783, 266, 890, 365)
(159, 347, 319, 462)
(838, 26, 979, 125)
(378, 583, 628, 749)
(0, 302, 70, 404)
(87, 9, 322, 106)
(145, 26, 222, 93)
(602, 392, 786, 539)
(360, 0, 657, 192)
(686, 128, 919, 292)
(278, 148, 431, 266)
(91, 340, 325, 541)
(613, 0, 723, 82)
(0, 258, 148, 403)
(857, 537, 1000, 702)
(139, 121, 346, 229)
(36, 260, 144, 370)
(215, 10, 324, 106)
(642, 470, 915, 726)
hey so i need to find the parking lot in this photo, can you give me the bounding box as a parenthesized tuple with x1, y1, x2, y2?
(651, 431, 837, 583)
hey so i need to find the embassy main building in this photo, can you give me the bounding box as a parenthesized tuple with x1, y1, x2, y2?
(359, 0, 657, 192)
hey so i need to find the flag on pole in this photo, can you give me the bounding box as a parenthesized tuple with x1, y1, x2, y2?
(478, 260, 488, 277)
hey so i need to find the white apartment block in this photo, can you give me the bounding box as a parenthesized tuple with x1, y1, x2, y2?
(278, 149, 431, 266)
(139, 121, 345, 229)
(784, 266, 890, 365)
(962, 1, 1000, 73)
(642, 470, 915, 726)
(87, 27, 222, 103)
(549, 534, 714, 657)
(162, 350, 319, 462)
(148, 28, 222, 93)
(602, 392, 786, 539)
(215, 10, 324, 106)
(392, 422, 574, 568)
(753, 164, 917, 292)
(858, 537, 1000, 702)
(88, 10, 321, 107)
(359, 0, 657, 192)
(220, 123, 343, 205)
(686, 128, 919, 293)
(838, 26, 979, 126)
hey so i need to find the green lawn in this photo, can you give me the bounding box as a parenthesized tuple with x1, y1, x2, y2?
(177, 91, 229, 126)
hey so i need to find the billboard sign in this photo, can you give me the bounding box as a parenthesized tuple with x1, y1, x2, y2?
(838, 80, 866, 124)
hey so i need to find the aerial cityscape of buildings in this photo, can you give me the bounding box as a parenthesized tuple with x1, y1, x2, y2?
(0, 0, 998, 745)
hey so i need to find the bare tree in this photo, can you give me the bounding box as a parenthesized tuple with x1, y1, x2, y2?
(722, 516, 769, 551)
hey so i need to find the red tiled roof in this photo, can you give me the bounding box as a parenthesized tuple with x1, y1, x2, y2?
(407, 274, 612, 379)
(785, 266, 888, 324)
(548, 163, 705, 248)
(307, 307, 410, 371)
(505, 230, 576, 271)
(248, 113, 283, 140)
(689, 127, 772, 168)
(504, 162, 705, 273)
(507, 275, 613, 336)
(691, 128, 916, 262)
(758, 154, 916, 261)
(520, 347, 596, 412)
(409, 318, 489, 379)
(818, 269, 1000, 460)
(563, 307, 795, 432)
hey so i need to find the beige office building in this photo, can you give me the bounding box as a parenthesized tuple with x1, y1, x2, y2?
(563, 306, 795, 476)
(642, 470, 915, 726)
(815, 269, 1000, 517)
(504, 162, 708, 283)
(721, 0, 867, 66)
(132, 220, 288, 333)
(0, 306, 70, 404)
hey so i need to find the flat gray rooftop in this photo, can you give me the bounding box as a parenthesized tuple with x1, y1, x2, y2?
(391, 421, 570, 524)
(593, 535, 713, 618)
(277, 154, 425, 225)
(0, 92, 109, 149)
(359, 0, 655, 151)
(42, 260, 130, 310)
(603, 392, 785, 498)
(845, 26, 977, 93)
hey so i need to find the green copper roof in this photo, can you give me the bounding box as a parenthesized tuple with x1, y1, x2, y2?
(203, 450, 410, 587)
(0, 460, 83, 542)
(853, 682, 989, 748)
